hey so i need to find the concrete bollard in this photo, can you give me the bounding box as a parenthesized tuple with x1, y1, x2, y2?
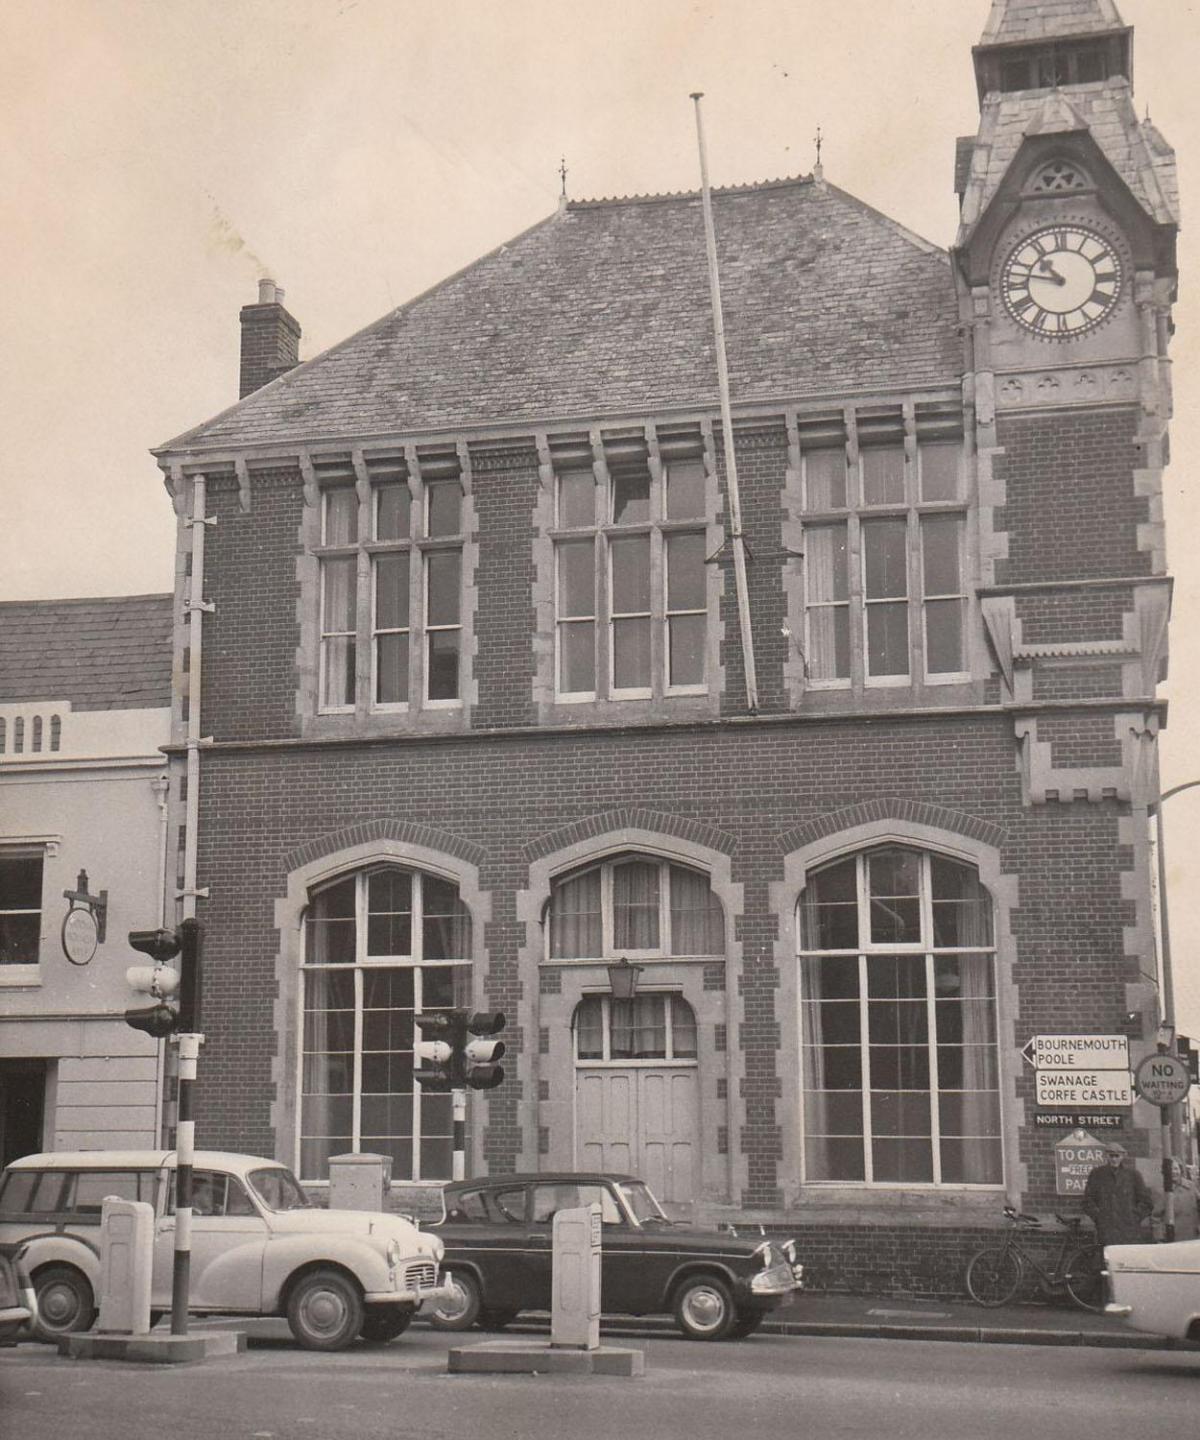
(98, 1197, 154, 1335)
(551, 1203, 601, 1350)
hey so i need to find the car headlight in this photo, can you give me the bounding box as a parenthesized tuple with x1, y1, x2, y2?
(387, 1238, 403, 1268)
(430, 1236, 444, 1263)
(752, 1240, 772, 1266)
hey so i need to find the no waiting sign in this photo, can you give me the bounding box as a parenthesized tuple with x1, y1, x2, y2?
(1133, 1052, 1190, 1106)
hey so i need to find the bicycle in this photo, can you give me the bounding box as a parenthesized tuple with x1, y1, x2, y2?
(964, 1205, 1104, 1311)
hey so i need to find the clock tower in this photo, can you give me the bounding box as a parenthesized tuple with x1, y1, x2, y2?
(953, 0, 1177, 799)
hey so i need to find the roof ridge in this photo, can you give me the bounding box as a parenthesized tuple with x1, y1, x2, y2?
(566, 173, 817, 209)
(0, 592, 173, 609)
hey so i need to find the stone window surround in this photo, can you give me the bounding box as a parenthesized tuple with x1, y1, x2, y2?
(782, 399, 978, 705)
(271, 836, 492, 1180)
(531, 424, 725, 726)
(296, 445, 480, 739)
(518, 825, 743, 1200)
(769, 817, 1022, 1217)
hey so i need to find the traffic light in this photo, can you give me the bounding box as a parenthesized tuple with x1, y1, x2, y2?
(125, 928, 182, 1036)
(124, 921, 204, 1037)
(1178, 1034, 1199, 1085)
(463, 1011, 506, 1091)
(413, 1011, 462, 1091)
(412, 1009, 507, 1090)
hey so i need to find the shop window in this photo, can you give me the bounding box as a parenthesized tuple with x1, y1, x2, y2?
(300, 866, 472, 1183)
(797, 846, 1001, 1187)
(0, 851, 43, 966)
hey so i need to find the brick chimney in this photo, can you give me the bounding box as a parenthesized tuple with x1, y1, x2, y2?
(239, 279, 301, 398)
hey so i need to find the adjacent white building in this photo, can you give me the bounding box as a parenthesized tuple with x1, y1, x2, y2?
(0, 594, 173, 1161)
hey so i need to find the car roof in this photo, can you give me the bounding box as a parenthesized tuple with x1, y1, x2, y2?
(3, 1150, 286, 1172)
(444, 1172, 640, 1193)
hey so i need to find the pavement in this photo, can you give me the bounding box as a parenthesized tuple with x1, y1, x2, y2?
(441, 1292, 1200, 1351)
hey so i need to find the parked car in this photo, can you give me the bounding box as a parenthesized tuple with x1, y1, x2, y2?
(1104, 1237, 1200, 1342)
(0, 1240, 37, 1341)
(0, 1150, 451, 1351)
(426, 1171, 803, 1340)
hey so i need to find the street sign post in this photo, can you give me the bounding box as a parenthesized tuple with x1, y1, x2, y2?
(1021, 1035, 1128, 1070)
(1035, 1070, 1133, 1107)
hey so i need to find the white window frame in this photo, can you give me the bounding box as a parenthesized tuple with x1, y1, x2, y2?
(547, 855, 725, 961)
(0, 845, 46, 982)
(297, 867, 471, 1184)
(572, 992, 700, 1066)
(797, 847, 1000, 1189)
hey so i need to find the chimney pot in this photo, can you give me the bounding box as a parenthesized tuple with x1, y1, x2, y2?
(239, 280, 301, 398)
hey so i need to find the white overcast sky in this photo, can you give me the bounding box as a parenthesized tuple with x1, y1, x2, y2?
(2, 0, 1199, 1039)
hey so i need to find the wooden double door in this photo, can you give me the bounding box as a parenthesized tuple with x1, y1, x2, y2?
(575, 1066, 698, 1206)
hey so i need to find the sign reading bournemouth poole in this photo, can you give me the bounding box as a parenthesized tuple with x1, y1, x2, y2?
(1023, 1034, 1133, 1109)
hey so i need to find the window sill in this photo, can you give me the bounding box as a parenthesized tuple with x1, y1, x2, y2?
(0, 965, 42, 987)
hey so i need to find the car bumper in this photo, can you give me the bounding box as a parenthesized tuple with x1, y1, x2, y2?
(747, 1261, 804, 1298)
(365, 1277, 457, 1307)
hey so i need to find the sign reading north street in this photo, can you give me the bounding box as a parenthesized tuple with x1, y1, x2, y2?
(1035, 1070, 1133, 1108)
(1022, 1034, 1129, 1070)
(1033, 1111, 1125, 1130)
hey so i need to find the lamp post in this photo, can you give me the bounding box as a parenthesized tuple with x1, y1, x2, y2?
(1150, 779, 1200, 1240)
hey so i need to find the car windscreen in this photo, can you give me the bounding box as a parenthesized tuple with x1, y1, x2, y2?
(246, 1166, 312, 1211)
(617, 1181, 670, 1225)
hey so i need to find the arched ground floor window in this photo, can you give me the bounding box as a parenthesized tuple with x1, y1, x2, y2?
(299, 865, 472, 1182)
(798, 844, 1002, 1187)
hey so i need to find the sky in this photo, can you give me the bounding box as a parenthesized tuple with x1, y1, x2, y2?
(2, 0, 1199, 1042)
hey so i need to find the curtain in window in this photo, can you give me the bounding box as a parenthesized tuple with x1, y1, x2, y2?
(550, 869, 602, 958)
(669, 865, 723, 954)
(613, 861, 659, 949)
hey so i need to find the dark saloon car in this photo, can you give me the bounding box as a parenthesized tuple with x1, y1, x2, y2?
(426, 1172, 802, 1340)
(0, 1241, 37, 1342)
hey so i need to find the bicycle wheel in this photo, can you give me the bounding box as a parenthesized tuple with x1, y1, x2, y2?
(1063, 1244, 1105, 1313)
(965, 1246, 1023, 1306)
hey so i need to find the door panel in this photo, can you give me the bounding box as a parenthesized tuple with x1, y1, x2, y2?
(575, 1068, 697, 1205)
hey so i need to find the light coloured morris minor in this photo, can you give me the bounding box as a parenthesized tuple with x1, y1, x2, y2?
(1104, 1237, 1200, 1342)
(0, 1149, 450, 1350)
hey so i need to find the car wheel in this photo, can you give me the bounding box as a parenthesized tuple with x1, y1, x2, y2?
(359, 1305, 415, 1343)
(673, 1274, 734, 1341)
(477, 1306, 519, 1331)
(32, 1265, 96, 1340)
(426, 1269, 482, 1331)
(286, 1269, 365, 1352)
(729, 1309, 765, 1338)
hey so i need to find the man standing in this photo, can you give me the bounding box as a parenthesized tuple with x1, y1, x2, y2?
(1082, 1142, 1154, 1247)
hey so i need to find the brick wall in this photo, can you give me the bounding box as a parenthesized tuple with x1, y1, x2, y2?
(994, 408, 1149, 584)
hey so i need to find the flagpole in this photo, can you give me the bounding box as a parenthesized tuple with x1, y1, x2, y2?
(691, 91, 759, 713)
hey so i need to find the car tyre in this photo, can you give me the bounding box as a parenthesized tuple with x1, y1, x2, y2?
(32, 1265, 95, 1340)
(426, 1269, 482, 1331)
(286, 1269, 365, 1351)
(359, 1305, 415, 1343)
(477, 1306, 519, 1331)
(673, 1274, 735, 1341)
(729, 1309, 765, 1338)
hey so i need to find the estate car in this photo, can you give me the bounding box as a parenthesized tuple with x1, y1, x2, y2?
(0, 1150, 451, 1351)
(427, 1171, 803, 1340)
(1105, 1237, 1200, 1342)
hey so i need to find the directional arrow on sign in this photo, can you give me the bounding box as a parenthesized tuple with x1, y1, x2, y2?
(1021, 1038, 1036, 1068)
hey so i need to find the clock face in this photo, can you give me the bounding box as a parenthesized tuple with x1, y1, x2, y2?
(1000, 225, 1122, 337)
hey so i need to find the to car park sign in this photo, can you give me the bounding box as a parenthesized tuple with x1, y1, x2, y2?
(1054, 1129, 1109, 1196)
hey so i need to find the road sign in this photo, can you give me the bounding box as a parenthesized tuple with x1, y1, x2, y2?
(1033, 1111, 1125, 1130)
(1021, 1035, 1128, 1070)
(1133, 1052, 1191, 1106)
(1035, 1070, 1132, 1107)
(1054, 1130, 1108, 1196)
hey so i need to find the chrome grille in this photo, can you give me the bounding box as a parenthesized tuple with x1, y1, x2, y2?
(404, 1262, 438, 1290)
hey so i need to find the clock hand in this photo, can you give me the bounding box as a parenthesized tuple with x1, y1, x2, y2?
(1033, 259, 1067, 287)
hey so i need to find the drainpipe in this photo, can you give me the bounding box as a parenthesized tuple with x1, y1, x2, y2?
(182, 472, 213, 923)
(151, 771, 171, 1143)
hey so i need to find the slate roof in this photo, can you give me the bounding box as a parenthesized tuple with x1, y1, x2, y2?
(979, 0, 1126, 46)
(957, 82, 1180, 239)
(157, 177, 960, 458)
(0, 594, 174, 712)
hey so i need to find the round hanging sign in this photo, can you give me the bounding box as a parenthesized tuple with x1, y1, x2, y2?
(61, 906, 99, 966)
